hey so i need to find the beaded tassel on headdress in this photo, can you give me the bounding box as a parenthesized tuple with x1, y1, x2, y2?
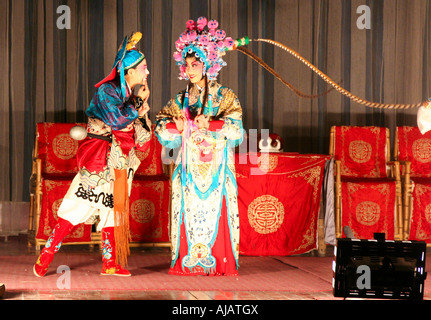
(181, 87, 190, 184)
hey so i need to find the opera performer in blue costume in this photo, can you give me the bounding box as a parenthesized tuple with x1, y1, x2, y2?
(33, 32, 152, 277)
(155, 17, 244, 276)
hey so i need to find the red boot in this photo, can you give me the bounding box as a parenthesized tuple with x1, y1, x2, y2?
(33, 218, 73, 277)
(100, 227, 131, 277)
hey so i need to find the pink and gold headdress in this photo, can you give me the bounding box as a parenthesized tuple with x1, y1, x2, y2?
(173, 17, 247, 80)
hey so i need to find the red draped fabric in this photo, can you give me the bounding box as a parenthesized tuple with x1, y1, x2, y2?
(341, 178, 395, 239)
(334, 126, 388, 178)
(134, 129, 165, 177)
(111, 129, 136, 155)
(397, 126, 431, 242)
(129, 178, 170, 242)
(235, 153, 329, 256)
(37, 122, 86, 177)
(76, 138, 110, 173)
(410, 180, 431, 242)
(333, 126, 397, 240)
(397, 126, 431, 177)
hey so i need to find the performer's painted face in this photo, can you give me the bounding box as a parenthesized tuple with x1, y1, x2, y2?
(136, 58, 150, 83)
(128, 58, 149, 86)
(185, 56, 204, 84)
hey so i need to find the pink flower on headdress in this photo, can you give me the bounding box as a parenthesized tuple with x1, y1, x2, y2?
(208, 52, 218, 62)
(224, 37, 234, 49)
(197, 17, 207, 26)
(208, 20, 218, 29)
(179, 32, 188, 43)
(173, 51, 183, 62)
(208, 63, 222, 77)
(215, 29, 226, 40)
(208, 20, 218, 36)
(198, 34, 210, 46)
(186, 20, 196, 31)
(217, 41, 225, 49)
(207, 66, 216, 76)
(197, 17, 207, 31)
(175, 40, 185, 51)
(187, 30, 197, 41)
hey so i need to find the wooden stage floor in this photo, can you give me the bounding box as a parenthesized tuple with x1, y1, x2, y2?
(1, 234, 430, 302)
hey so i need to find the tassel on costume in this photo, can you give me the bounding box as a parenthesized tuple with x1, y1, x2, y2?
(33, 218, 74, 277)
(113, 168, 131, 267)
(101, 227, 131, 276)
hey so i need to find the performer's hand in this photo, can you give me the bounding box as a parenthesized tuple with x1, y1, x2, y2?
(137, 81, 150, 103)
(194, 114, 209, 129)
(138, 102, 150, 118)
(173, 117, 185, 133)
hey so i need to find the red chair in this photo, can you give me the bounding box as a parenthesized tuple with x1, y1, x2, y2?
(395, 126, 431, 242)
(28, 123, 170, 251)
(329, 126, 402, 240)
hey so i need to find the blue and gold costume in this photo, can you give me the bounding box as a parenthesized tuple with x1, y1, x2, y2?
(156, 17, 244, 275)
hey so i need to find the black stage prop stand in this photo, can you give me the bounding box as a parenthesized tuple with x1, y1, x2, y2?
(333, 227, 427, 300)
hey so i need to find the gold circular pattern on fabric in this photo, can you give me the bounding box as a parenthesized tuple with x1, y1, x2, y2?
(190, 243, 209, 259)
(52, 133, 79, 160)
(412, 138, 431, 163)
(51, 198, 63, 219)
(349, 140, 372, 163)
(356, 201, 380, 226)
(425, 203, 431, 224)
(130, 199, 155, 223)
(258, 154, 278, 172)
(248, 195, 284, 234)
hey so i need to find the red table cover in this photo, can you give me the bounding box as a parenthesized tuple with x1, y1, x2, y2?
(235, 153, 329, 256)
